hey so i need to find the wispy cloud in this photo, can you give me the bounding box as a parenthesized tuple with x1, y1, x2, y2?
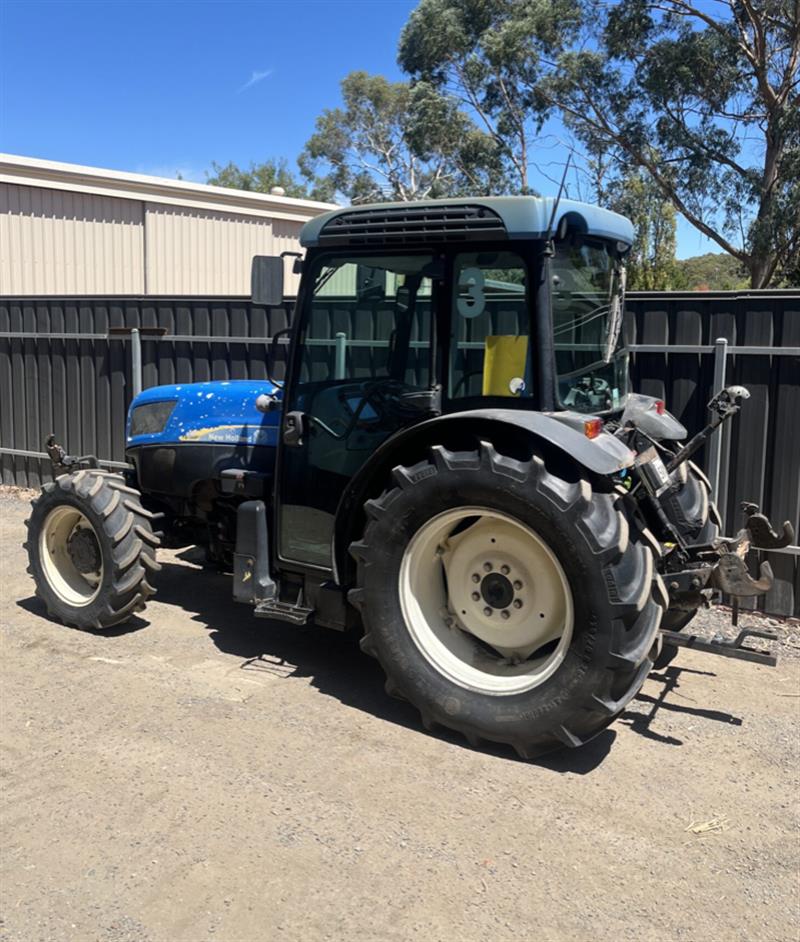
(238, 69, 273, 93)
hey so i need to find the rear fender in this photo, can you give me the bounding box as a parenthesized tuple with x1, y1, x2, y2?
(331, 409, 635, 584)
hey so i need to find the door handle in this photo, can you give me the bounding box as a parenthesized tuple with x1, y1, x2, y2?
(283, 411, 305, 447)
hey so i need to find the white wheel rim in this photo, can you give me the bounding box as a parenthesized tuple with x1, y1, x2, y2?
(399, 507, 574, 695)
(39, 506, 104, 607)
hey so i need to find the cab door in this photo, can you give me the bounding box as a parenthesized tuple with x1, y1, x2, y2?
(276, 252, 439, 570)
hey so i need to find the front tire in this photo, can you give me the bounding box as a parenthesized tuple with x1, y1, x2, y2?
(655, 461, 722, 668)
(25, 470, 161, 630)
(349, 443, 666, 758)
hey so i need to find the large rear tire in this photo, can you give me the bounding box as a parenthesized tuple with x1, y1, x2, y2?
(25, 470, 161, 630)
(349, 442, 666, 758)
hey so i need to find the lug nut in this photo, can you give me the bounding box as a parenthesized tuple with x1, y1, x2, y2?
(500, 564, 510, 575)
(483, 562, 493, 572)
(501, 610, 510, 620)
(513, 599, 522, 609)
(483, 607, 492, 617)
(471, 573, 480, 583)
(471, 592, 480, 601)
(513, 580, 523, 590)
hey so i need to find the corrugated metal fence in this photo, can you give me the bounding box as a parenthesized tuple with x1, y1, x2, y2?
(1, 290, 798, 614)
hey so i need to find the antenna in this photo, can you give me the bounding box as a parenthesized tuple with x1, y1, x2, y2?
(546, 152, 573, 240)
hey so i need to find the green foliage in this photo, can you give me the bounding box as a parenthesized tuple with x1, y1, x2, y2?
(606, 169, 677, 290)
(672, 254, 749, 292)
(399, 0, 579, 193)
(299, 71, 509, 203)
(549, 1, 800, 287)
(206, 158, 312, 199)
(400, 0, 800, 287)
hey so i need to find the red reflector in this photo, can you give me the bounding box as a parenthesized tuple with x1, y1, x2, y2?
(654, 399, 665, 415)
(584, 418, 604, 439)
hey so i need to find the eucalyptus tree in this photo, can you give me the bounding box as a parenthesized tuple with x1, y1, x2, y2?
(399, 0, 800, 286)
(298, 71, 509, 203)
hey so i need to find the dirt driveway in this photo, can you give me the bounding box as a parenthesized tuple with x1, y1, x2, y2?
(1, 491, 798, 942)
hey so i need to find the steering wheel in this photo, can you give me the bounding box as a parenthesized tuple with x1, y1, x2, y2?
(309, 380, 411, 441)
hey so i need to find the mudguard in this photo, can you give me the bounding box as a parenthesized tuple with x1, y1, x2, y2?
(331, 409, 635, 583)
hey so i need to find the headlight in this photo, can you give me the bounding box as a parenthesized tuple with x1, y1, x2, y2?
(129, 400, 177, 437)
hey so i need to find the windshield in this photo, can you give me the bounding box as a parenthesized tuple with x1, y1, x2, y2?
(552, 237, 629, 414)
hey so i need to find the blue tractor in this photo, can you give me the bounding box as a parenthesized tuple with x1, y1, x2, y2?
(25, 197, 793, 757)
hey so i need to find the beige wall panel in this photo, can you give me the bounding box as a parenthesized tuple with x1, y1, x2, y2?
(145, 203, 294, 296)
(271, 218, 304, 295)
(0, 182, 144, 294)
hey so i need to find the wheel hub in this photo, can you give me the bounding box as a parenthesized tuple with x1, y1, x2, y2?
(480, 571, 514, 610)
(67, 528, 101, 574)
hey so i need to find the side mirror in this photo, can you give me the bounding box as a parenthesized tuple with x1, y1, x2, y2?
(251, 256, 284, 307)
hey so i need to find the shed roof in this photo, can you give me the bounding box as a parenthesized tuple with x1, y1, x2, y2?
(0, 153, 338, 223)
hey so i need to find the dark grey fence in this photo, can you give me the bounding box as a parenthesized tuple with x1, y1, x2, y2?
(1, 290, 798, 615)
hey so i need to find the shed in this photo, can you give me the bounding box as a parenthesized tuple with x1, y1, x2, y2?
(0, 154, 336, 296)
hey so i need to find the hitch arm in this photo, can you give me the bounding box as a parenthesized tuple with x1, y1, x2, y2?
(666, 385, 750, 473)
(45, 435, 99, 473)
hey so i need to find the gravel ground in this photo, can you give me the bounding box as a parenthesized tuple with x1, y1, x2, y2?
(1, 489, 799, 942)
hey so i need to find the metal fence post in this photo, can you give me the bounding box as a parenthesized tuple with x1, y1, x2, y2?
(706, 336, 728, 502)
(334, 331, 347, 380)
(131, 328, 142, 397)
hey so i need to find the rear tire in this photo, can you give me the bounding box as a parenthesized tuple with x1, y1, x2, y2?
(349, 442, 666, 758)
(25, 470, 161, 630)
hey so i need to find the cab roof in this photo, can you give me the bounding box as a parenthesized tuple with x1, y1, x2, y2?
(300, 195, 634, 249)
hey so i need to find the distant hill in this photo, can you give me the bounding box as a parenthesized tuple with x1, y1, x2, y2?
(673, 253, 749, 291)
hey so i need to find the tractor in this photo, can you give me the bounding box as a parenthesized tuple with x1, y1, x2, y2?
(24, 196, 794, 758)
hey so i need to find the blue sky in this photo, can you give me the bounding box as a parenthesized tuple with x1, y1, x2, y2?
(0, 0, 717, 257)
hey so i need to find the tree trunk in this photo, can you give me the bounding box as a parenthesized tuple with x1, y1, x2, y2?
(748, 120, 784, 288)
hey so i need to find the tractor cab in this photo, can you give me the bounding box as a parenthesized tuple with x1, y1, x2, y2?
(265, 197, 636, 571)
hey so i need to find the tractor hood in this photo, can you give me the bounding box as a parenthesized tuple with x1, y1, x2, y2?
(126, 380, 282, 448)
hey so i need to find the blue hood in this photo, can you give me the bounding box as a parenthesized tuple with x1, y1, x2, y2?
(126, 380, 282, 448)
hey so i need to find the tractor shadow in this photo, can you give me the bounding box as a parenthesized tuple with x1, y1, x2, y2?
(153, 554, 617, 773)
(15, 594, 150, 636)
(620, 665, 743, 746)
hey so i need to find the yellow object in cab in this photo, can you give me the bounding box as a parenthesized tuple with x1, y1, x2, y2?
(482, 336, 528, 396)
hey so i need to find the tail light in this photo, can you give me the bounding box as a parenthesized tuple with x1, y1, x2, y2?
(654, 399, 665, 415)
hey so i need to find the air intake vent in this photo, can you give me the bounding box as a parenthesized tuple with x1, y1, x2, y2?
(319, 204, 507, 245)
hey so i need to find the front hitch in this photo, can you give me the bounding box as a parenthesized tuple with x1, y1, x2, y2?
(709, 502, 795, 597)
(662, 501, 794, 665)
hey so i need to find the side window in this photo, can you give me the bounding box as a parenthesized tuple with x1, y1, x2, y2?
(449, 251, 529, 399)
(298, 258, 433, 389)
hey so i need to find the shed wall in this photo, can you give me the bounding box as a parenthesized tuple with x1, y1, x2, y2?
(0, 182, 145, 294)
(1, 179, 311, 296)
(144, 203, 278, 295)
